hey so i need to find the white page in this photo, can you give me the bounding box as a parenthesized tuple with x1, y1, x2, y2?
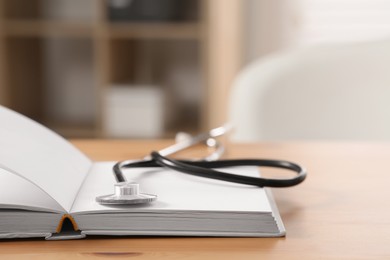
(0, 167, 64, 213)
(71, 162, 272, 214)
(0, 106, 92, 212)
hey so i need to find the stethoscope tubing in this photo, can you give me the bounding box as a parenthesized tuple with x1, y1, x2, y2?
(117, 151, 307, 188)
(101, 125, 306, 206)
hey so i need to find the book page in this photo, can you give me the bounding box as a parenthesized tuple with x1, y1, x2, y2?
(0, 167, 64, 213)
(71, 162, 272, 214)
(0, 106, 92, 212)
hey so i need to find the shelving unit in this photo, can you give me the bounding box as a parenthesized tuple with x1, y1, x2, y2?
(108, 22, 200, 39)
(0, 0, 242, 138)
(3, 20, 94, 37)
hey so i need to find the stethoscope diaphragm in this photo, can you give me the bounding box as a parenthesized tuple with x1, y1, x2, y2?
(96, 182, 157, 205)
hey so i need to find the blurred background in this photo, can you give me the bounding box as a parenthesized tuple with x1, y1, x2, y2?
(0, 0, 389, 139)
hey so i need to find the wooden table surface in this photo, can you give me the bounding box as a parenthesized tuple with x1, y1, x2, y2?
(1, 140, 390, 259)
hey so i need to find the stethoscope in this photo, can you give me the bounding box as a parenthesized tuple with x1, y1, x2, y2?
(96, 125, 307, 205)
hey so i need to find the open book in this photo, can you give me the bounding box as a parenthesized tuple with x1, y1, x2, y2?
(0, 106, 285, 240)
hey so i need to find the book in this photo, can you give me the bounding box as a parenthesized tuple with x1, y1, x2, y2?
(0, 106, 285, 240)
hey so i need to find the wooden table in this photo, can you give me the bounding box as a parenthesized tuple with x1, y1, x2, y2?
(1, 140, 390, 259)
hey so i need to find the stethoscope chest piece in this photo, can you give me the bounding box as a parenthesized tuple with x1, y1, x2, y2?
(96, 182, 157, 205)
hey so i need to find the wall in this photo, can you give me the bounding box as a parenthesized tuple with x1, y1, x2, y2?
(243, 0, 302, 64)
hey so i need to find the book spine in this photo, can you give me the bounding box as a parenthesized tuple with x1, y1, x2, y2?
(56, 214, 79, 233)
(45, 214, 86, 240)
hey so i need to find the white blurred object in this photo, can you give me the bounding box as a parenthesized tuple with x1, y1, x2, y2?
(103, 86, 164, 138)
(229, 38, 390, 141)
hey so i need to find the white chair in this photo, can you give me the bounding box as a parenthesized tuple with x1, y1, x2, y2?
(229, 39, 390, 141)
